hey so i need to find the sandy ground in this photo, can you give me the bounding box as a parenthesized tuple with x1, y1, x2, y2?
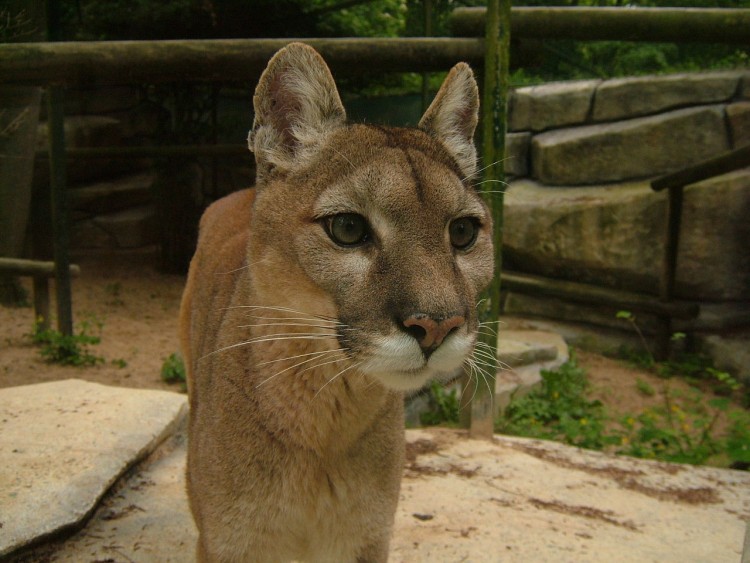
(0, 246, 739, 432)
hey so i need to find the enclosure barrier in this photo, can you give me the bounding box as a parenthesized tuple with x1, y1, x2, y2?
(450, 7, 750, 44)
(650, 144, 750, 356)
(0, 258, 80, 331)
(2, 6, 749, 431)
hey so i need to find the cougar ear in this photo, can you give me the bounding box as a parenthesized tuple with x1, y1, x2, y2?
(248, 42, 346, 181)
(419, 63, 479, 179)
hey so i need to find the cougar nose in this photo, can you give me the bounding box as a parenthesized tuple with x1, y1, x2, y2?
(402, 314, 465, 352)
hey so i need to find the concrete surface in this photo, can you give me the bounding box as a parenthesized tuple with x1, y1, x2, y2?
(12, 427, 750, 563)
(0, 379, 187, 558)
(3, 374, 750, 563)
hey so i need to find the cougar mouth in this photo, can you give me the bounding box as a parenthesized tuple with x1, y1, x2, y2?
(357, 330, 474, 391)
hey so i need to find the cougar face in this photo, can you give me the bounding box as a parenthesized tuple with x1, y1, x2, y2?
(250, 124, 493, 391)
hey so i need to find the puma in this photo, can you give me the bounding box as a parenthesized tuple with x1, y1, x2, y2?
(179, 42, 494, 562)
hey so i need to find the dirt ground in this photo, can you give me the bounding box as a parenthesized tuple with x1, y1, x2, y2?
(0, 246, 724, 421)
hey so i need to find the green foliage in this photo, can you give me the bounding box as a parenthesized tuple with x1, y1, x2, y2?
(635, 378, 656, 397)
(616, 387, 723, 465)
(30, 318, 104, 367)
(420, 381, 460, 426)
(497, 355, 616, 450)
(161, 352, 187, 390)
(497, 353, 750, 469)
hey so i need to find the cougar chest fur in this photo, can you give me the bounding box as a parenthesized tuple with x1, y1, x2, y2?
(180, 43, 494, 562)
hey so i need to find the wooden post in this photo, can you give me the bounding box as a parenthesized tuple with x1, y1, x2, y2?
(46, 0, 73, 336)
(656, 186, 684, 360)
(465, 0, 510, 440)
(420, 0, 434, 112)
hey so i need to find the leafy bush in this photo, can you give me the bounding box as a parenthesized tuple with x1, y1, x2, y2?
(161, 352, 187, 391)
(497, 353, 750, 469)
(30, 318, 104, 367)
(497, 355, 616, 450)
(420, 381, 460, 426)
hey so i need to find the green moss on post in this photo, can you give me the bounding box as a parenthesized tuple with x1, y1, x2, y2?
(466, 0, 510, 440)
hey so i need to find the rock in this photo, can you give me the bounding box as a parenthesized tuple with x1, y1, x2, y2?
(495, 330, 568, 414)
(71, 172, 156, 215)
(531, 105, 730, 185)
(505, 132, 531, 177)
(509, 80, 600, 132)
(504, 179, 664, 294)
(70, 218, 118, 249)
(592, 71, 740, 122)
(727, 102, 750, 148)
(92, 204, 158, 249)
(11, 422, 750, 562)
(405, 330, 564, 426)
(741, 72, 750, 99)
(36, 115, 123, 152)
(34, 116, 136, 187)
(31, 429, 197, 563)
(678, 168, 750, 300)
(394, 428, 750, 562)
(697, 330, 750, 386)
(0, 379, 187, 558)
(504, 172, 750, 300)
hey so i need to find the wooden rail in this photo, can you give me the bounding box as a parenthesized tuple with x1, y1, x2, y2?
(0, 38, 486, 87)
(0, 258, 80, 331)
(650, 145, 750, 358)
(450, 7, 750, 44)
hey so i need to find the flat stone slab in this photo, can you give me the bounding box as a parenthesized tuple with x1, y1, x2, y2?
(20, 427, 750, 562)
(0, 379, 187, 558)
(395, 428, 750, 562)
(531, 105, 729, 185)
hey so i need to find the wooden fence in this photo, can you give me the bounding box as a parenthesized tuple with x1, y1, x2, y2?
(1, 5, 749, 437)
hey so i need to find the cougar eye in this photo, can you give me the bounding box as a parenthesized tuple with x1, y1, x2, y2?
(326, 213, 370, 246)
(449, 217, 479, 250)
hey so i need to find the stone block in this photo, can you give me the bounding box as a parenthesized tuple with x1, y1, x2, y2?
(505, 132, 531, 177)
(92, 204, 157, 249)
(592, 71, 739, 122)
(740, 71, 750, 99)
(0, 379, 187, 558)
(727, 101, 750, 148)
(71, 172, 156, 215)
(509, 80, 599, 132)
(678, 169, 750, 300)
(503, 172, 750, 300)
(71, 218, 117, 249)
(34, 116, 137, 188)
(36, 115, 123, 152)
(531, 105, 730, 185)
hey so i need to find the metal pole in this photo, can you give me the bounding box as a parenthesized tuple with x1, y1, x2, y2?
(467, 0, 510, 440)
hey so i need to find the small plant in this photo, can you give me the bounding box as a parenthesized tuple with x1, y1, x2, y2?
(616, 310, 653, 362)
(497, 355, 616, 450)
(104, 282, 125, 306)
(498, 353, 750, 470)
(161, 352, 187, 391)
(420, 381, 460, 426)
(635, 378, 656, 397)
(30, 318, 104, 367)
(616, 386, 722, 465)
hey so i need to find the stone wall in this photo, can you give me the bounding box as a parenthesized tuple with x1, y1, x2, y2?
(501, 70, 750, 327)
(34, 71, 750, 314)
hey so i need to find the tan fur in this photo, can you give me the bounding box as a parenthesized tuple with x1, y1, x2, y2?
(180, 43, 494, 562)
